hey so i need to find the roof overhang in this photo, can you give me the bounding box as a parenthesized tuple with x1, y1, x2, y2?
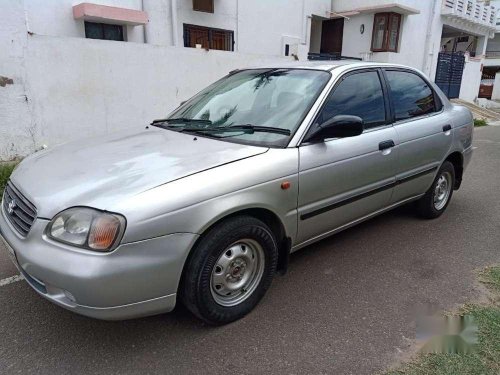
(73, 3, 148, 26)
(441, 16, 496, 37)
(330, 3, 420, 18)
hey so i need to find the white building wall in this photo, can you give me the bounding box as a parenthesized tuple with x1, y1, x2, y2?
(22, 35, 289, 153)
(2, 0, 335, 160)
(23, 0, 146, 42)
(176, 0, 237, 47)
(459, 56, 483, 102)
(486, 34, 500, 53)
(491, 72, 500, 100)
(340, 13, 372, 60)
(485, 0, 500, 67)
(16, 0, 332, 56)
(333, 0, 421, 11)
(2, 0, 495, 159)
(0, 1, 34, 159)
(334, 0, 493, 104)
(334, 0, 438, 75)
(239, 0, 331, 58)
(485, 33, 500, 66)
(309, 16, 324, 53)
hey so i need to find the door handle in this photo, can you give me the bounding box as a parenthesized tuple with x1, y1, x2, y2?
(379, 140, 395, 151)
(443, 124, 452, 132)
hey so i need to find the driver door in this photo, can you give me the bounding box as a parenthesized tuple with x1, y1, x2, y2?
(297, 69, 398, 245)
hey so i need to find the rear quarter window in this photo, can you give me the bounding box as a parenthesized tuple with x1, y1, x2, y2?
(385, 70, 438, 121)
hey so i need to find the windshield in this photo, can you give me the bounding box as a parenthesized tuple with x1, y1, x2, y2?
(162, 69, 331, 147)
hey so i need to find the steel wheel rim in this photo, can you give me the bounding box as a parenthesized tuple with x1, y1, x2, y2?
(210, 239, 265, 307)
(433, 171, 452, 210)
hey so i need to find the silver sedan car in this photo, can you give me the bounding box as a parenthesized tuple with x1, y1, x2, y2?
(0, 62, 473, 324)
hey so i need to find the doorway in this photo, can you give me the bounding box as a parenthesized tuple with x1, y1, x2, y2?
(320, 18, 344, 54)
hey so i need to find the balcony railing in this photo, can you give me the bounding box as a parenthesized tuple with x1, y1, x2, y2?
(486, 50, 500, 58)
(442, 0, 497, 28)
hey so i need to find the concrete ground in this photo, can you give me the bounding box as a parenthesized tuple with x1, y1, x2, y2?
(0, 127, 499, 375)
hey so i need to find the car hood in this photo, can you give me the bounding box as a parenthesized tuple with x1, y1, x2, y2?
(11, 127, 268, 218)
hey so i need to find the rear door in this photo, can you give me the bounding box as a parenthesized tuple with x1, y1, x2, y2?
(297, 68, 398, 245)
(382, 69, 453, 204)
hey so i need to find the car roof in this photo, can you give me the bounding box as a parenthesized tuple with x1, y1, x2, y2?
(243, 60, 411, 72)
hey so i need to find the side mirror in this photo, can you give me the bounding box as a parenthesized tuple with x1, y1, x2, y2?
(305, 115, 364, 142)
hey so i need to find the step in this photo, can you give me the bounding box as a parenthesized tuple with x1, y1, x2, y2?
(450, 99, 500, 121)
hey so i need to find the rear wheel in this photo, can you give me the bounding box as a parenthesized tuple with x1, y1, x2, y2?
(180, 216, 278, 325)
(416, 161, 455, 219)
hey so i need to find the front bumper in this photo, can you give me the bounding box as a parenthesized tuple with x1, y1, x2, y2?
(0, 209, 198, 320)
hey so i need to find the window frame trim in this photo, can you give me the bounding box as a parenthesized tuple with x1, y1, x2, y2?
(371, 12, 402, 53)
(380, 68, 444, 126)
(183, 23, 235, 51)
(302, 68, 392, 144)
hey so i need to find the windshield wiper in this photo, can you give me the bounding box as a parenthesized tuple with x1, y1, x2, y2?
(151, 118, 213, 126)
(153, 121, 291, 137)
(195, 124, 291, 136)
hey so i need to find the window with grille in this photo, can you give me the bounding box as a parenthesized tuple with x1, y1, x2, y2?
(193, 0, 214, 13)
(371, 13, 401, 52)
(85, 22, 124, 41)
(183, 24, 234, 51)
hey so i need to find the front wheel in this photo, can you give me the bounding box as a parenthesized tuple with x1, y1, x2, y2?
(180, 216, 278, 325)
(416, 161, 455, 219)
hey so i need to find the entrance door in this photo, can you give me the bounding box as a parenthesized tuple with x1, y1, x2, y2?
(435, 52, 465, 99)
(321, 19, 344, 55)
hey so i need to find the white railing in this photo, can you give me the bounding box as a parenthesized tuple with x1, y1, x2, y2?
(486, 50, 500, 58)
(442, 0, 497, 28)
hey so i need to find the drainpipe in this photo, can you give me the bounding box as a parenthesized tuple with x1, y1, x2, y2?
(171, 0, 179, 47)
(141, 0, 148, 43)
(423, 0, 438, 77)
(300, 0, 310, 45)
(235, 0, 239, 51)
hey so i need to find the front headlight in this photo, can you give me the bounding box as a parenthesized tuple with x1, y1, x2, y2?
(46, 207, 126, 252)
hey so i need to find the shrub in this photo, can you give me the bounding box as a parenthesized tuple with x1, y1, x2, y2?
(474, 119, 488, 127)
(0, 163, 17, 192)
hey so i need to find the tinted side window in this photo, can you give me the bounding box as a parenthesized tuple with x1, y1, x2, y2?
(318, 71, 386, 129)
(385, 70, 437, 121)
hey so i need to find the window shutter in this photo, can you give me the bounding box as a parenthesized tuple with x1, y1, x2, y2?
(387, 14, 401, 52)
(371, 12, 401, 52)
(371, 14, 387, 51)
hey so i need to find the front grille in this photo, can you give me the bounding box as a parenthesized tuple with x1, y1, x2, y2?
(2, 182, 37, 237)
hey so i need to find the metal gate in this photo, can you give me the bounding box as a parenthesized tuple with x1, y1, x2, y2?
(435, 52, 466, 99)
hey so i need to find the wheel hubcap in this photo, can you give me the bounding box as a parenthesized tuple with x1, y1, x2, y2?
(433, 171, 452, 210)
(210, 239, 265, 307)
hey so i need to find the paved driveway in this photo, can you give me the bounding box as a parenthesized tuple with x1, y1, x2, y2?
(1, 127, 499, 375)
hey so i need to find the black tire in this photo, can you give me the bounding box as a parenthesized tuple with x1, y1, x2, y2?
(416, 161, 455, 219)
(180, 216, 278, 325)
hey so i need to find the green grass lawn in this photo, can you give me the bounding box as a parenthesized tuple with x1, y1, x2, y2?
(386, 267, 500, 375)
(474, 119, 488, 127)
(0, 163, 17, 192)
